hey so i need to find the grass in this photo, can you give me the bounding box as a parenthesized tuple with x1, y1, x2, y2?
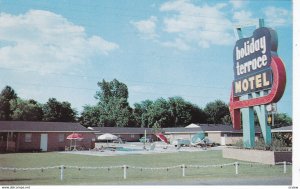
(0, 151, 292, 185)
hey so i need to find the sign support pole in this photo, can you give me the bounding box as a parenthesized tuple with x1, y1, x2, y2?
(253, 91, 272, 146)
(241, 94, 255, 148)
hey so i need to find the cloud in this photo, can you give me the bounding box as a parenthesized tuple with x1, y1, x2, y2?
(229, 0, 247, 9)
(232, 10, 252, 21)
(159, 0, 234, 49)
(131, 16, 158, 39)
(232, 10, 257, 26)
(263, 7, 291, 27)
(132, 0, 290, 51)
(161, 38, 190, 51)
(131, 0, 235, 50)
(0, 10, 119, 74)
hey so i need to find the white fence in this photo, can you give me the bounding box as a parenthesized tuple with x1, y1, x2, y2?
(0, 161, 292, 181)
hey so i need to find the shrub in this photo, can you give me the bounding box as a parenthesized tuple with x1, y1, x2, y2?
(232, 137, 291, 151)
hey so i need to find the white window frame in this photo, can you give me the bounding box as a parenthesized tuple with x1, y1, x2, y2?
(25, 133, 32, 143)
(130, 134, 135, 138)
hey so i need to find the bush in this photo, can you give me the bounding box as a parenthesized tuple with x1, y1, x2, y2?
(233, 137, 292, 151)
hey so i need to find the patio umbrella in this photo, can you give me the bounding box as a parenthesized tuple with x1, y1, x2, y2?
(97, 133, 118, 141)
(66, 133, 83, 150)
(98, 133, 118, 146)
(67, 133, 83, 140)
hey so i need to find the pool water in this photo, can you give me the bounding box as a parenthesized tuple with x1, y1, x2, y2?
(115, 147, 143, 151)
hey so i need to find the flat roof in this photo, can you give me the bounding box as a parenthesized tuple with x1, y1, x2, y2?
(92, 127, 154, 134)
(91, 124, 261, 134)
(271, 126, 292, 133)
(0, 121, 92, 132)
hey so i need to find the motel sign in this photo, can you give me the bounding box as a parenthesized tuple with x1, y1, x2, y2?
(229, 19, 286, 148)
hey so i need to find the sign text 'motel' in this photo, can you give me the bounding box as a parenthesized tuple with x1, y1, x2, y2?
(233, 27, 277, 96)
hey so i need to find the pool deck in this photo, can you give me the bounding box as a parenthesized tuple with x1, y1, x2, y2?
(60, 142, 225, 157)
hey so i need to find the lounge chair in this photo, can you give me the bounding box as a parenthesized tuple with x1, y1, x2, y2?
(150, 143, 156, 151)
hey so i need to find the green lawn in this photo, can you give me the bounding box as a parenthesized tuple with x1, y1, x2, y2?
(0, 151, 292, 185)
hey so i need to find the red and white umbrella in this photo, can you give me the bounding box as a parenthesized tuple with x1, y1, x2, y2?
(67, 133, 83, 140)
(67, 133, 83, 150)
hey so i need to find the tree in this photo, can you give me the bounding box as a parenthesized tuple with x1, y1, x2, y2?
(133, 97, 207, 128)
(189, 103, 207, 124)
(133, 100, 153, 128)
(42, 98, 77, 122)
(11, 98, 43, 121)
(79, 105, 104, 127)
(0, 86, 18, 120)
(145, 98, 173, 128)
(95, 79, 128, 103)
(273, 113, 292, 128)
(152, 121, 162, 133)
(80, 79, 133, 127)
(168, 97, 192, 127)
(102, 98, 133, 127)
(168, 97, 208, 126)
(204, 100, 230, 124)
(221, 114, 232, 125)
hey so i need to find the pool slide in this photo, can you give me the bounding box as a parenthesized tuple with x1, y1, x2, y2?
(155, 133, 169, 144)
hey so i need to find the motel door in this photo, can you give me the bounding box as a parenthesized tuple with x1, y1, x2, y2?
(221, 134, 227, 146)
(40, 134, 48, 151)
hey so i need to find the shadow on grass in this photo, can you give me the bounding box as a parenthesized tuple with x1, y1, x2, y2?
(0, 178, 32, 182)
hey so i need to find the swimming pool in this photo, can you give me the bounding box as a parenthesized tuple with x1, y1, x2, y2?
(114, 147, 143, 152)
(101, 146, 143, 152)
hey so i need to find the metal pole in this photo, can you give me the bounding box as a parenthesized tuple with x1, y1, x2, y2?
(284, 161, 287, 174)
(123, 165, 127, 179)
(182, 164, 186, 177)
(143, 129, 146, 150)
(272, 111, 274, 127)
(235, 162, 239, 175)
(6, 132, 9, 152)
(60, 165, 64, 181)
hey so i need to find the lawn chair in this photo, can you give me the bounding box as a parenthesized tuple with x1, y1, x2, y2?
(65, 146, 70, 151)
(150, 143, 156, 151)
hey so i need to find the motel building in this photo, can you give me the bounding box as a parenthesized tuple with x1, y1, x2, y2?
(163, 123, 261, 146)
(91, 123, 262, 146)
(0, 121, 291, 153)
(0, 121, 95, 153)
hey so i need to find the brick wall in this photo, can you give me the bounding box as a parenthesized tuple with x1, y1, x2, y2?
(16, 132, 95, 152)
(116, 134, 142, 142)
(17, 133, 41, 152)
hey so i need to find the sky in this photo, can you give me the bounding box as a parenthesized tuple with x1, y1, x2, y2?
(0, 0, 293, 117)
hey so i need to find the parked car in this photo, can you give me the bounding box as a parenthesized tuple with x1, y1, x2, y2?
(139, 136, 153, 143)
(172, 139, 190, 147)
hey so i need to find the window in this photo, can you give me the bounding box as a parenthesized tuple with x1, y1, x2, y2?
(59, 134, 65, 142)
(131, 134, 135, 138)
(25, 133, 32, 142)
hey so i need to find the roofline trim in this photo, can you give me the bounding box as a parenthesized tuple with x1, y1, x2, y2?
(0, 130, 94, 133)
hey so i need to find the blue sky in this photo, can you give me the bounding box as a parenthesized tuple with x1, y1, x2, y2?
(0, 0, 293, 116)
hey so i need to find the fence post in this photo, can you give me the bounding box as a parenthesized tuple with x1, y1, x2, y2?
(235, 162, 239, 175)
(283, 161, 287, 174)
(123, 165, 127, 179)
(182, 164, 186, 177)
(60, 165, 64, 181)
